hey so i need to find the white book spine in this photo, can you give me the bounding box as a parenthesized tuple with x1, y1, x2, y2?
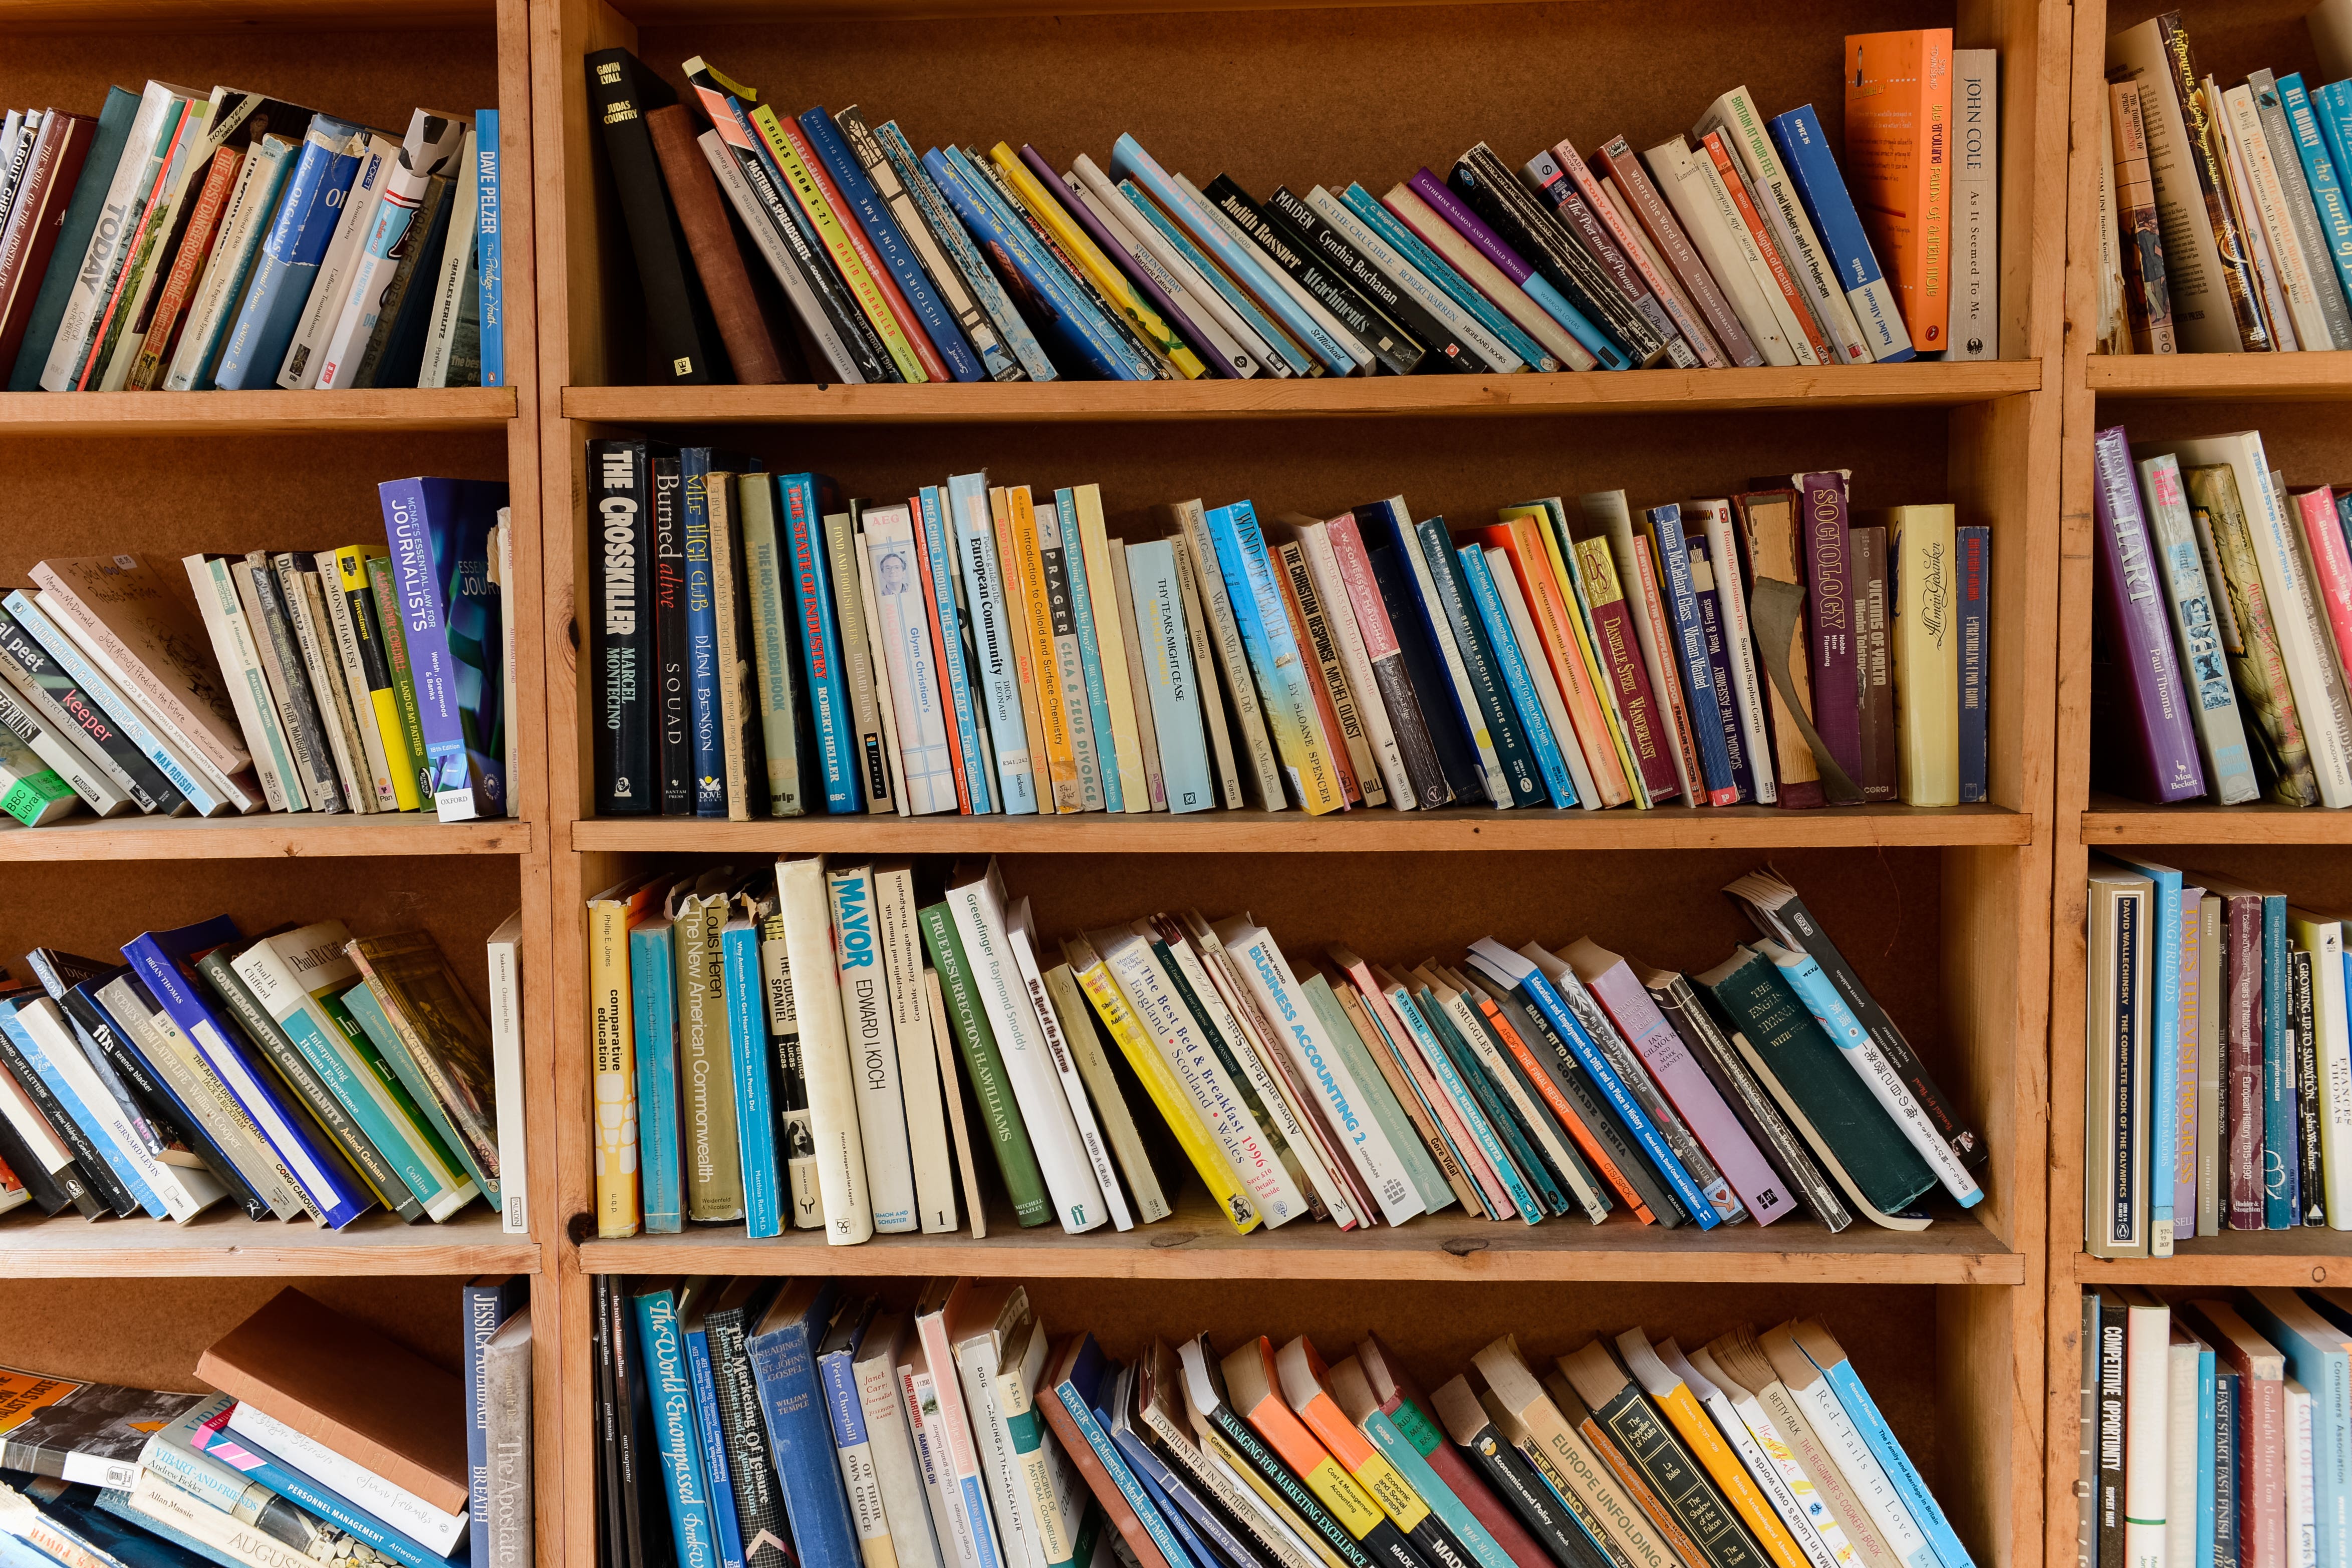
(0, 686, 130, 816)
(1646, 138, 1797, 366)
(278, 136, 392, 388)
(1786, 1373, 1936, 1568)
(775, 855, 875, 1245)
(1110, 178, 1291, 379)
(95, 102, 211, 392)
(956, 1339, 1050, 1568)
(485, 916, 529, 1234)
(2119, 1297, 2170, 1568)
(1694, 148, 1819, 365)
(277, 561, 371, 812)
(1947, 52, 2001, 359)
(0, 1056, 76, 1177)
(179, 556, 288, 805)
(222, 1402, 467, 1554)
(419, 128, 480, 388)
(1695, 499, 1776, 802)
(902, 1364, 984, 1568)
(16, 1001, 181, 1220)
(1715, 1380, 1861, 1568)
(948, 871, 1107, 1232)
(2166, 1335, 2199, 1568)
(2291, 1381, 2318, 1568)
(697, 131, 864, 384)
(318, 119, 454, 387)
(866, 510, 959, 815)
(1695, 1383, 1843, 1568)
(42, 83, 180, 391)
(1005, 914, 1133, 1231)
(1067, 157, 1261, 378)
(875, 867, 958, 1233)
(1483, 548, 1600, 810)
(2228, 85, 2334, 354)
(1699, 91, 1869, 362)
(825, 863, 914, 1233)
(1294, 522, 1416, 811)
(128, 1473, 334, 1568)
(860, 1352, 947, 1568)
(1304, 185, 1526, 372)
(1382, 182, 1592, 371)
(952, 478, 1037, 813)
(2217, 94, 2299, 350)
(915, 1313, 1012, 1568)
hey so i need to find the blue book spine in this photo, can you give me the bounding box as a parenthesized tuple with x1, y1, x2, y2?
(2108, 855, 2182, 1245)
(630, 920, 683, 1234)
(1458, 545, 1576, 808)
(924, 148, 1142, 381)
(464, 1279, 525, 1568)
(214, 120, 362, 389)
(1499, 954, 1721, 1229)
(684, 1320, 747, 1568)
(745, 1283, 861, 1568)
(797, 109, 982, 383)
(919, 485, 992, 814)
(1816, 1355, 1976, 1568)
(684, 448, 724, 816)
(2, 594, 225, 814)
(1509, 267, 1628, 371)
(474, 109, 502, 387)
(2244, 1297, 2352, 1568)
(1110, 133, 1356, 376)
(1386, 986, 1542, 1222)
(948, 471, 1037, 813)
(41, 1481, 230, 1568)
(2281, 77, 2352, 315)
(635, 1288, 723, 1568)
(1956, 525, 1990, 803)
(1206, 500, 1345, 813)
(1358, 1408, 1520, 1568)
(1645, 504, 1737, 803)
(2266, 893, 2297, 1227)
(1768, 105, 1915, 363)
(1123, 538, 1214, 813)
(1050, 1340, 1197, 1568)
(2318, 84, 2352, 224)
(264, 990, 452, 1212)
(92, 1486, 252, 1568)
(380, 475, 509, 821)
(722, 921, 782, 1239)
(1109, 1423, 1227, 1568)
(188, 1420, 457, 1568)
(778, 472, 859, 813)
(1055, 487, 1123, 813)
(957, 147, 1154, 383)
(1413, 516, 1541, 806)
(1690, 550, 1757, 803)
(0, 1003, 163, 1216)
(2196, 1344, 2218, 1568)
(1340, 181, 1553, 371)
(1419, 987, 1560, 1219)
(876, 119, 1054, 382)
(121, 923, 371, 1229)
(1117, 180, 1310, 376)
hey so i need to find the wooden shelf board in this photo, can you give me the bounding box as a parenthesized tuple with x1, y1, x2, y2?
(571, 804, 2031, 854)
(563, 363, 2041, 427)
(2071, 1232, 2352, 1288)
(2078, 798, 2352, 845)
(578, 1200, 2022, 1284)
(0, 812, 535, 859)
(2086, 353, 2352, 401)
(0, 1206, 537, 1277)
(0, 387, 516, 435)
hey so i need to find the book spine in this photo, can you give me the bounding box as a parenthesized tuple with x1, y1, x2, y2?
(1645, 506, 1739, 803)
(1344, 181, 1567, 370)
(629, 923, 683, 1233)
(801, 108, 977, 381)
(720, 922, 782, 1239)
(2284, 74, 2352, 320)
(1850, 527, 1897, 804)
(1767, 107, 1913, 361)
(920, 903, 1051, 1225)
(1327, 515, 1449, 809)
(1209, 501, 1349, 813)
(1458, 546, 1576, 807)
(2092, 433, 2206, 801)
(1791, 473, 1863, 788)
(748, 1304, 865, 1568)
(1947, 53, 2000, 358)
(1954, 526, 1990, 804)
(2157, 17, 2273, 349)
(192, 1419, 454, 1568)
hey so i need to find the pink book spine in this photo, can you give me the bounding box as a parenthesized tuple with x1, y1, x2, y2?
(1553, 136, 1726, 367)
(1325, 514, 1400, 659)
(2174, 887, 2200, 1240)
(1341, 958, 1509, 1214)
(2239, 1356, 2285, 1568)
(2295, 486, 2352, 680)
(1584, 957, 1795, 1225)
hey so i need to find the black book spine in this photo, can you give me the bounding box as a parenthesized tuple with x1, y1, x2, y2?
(2074, 1291, 2097, 1568)
(606, 1267, 650, 1568)
(0, 1026, 137, 1216)
(2296, 948, 2323, 1224)
(1413, 515, 1542, 805)
(1663, 976, 1849, 1232)
(1202, 176, 1425, 376)
(1588, 1384, 1766, 1568)
(248, 557, 344, 813)
(591, 438, 656, 814)
(36, 969, 164, 1158)
(592, 1274, 624, 1568)
(0, 1108, 72, 1214)
(0, 611, 182, 814)
(2096, 1300, 2124, 1568)
(584, 49, 726, 386)
(1364, 538, 1483, 805)
(1203, 1401, 1382, 1568)
(1447, 148, 1656, 363)
(1264, 183, 1496, 375)
(714, 134, 893, 384)
(706, 1301, 792, 1568)
(1459, 1417, 1611, 1568)
(652, 449, 691, 815)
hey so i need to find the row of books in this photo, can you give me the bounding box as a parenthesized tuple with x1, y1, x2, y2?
(0, 1283, 532, 1568)
(587, 855, 1987, 1246)
(2083, 856, 2352, 1261)
(585, 33, 1994, 389)
(0, 913, 526, 1234)
(2090, 424, 2352, 810)
(2076, 1287, 2352, 1568)
(601, 1274, 1972, 1568)
(0, 89, 503, 395)
(0, 485, 512, 831)
(587, 452, 1994, 821)
(2098, 9, 2352, 356)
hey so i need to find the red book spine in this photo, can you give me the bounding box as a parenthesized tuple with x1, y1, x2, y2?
(778, 117, 951, 382)
(2237, 1354, 2285, 1568)
(0, 114, 94, 366)
(1596, 136, 1761, 366)
(128, 144, 240, 389)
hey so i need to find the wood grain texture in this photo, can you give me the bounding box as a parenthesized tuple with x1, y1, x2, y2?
(0, 1207, 538, 1277)
(0, 814, 535, 857)
(0, 388, 515, 434)
(2089, 352, 2352, 399)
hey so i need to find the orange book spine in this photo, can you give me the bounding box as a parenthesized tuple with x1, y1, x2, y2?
(1697, 130, 1832, 364)
(1272, 549, 1361, 805)
(1469, 993, 1655, 1223)
(1477, 520, 1632, 806)
(1651, 1383, 1813, 1568)
(989, 486, 1057, 812)
(1009, 485, 1083, 811)
(1846, 28, 1952, 350)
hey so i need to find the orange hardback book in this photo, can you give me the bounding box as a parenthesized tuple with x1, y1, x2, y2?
(1846, 28, 1953, 351)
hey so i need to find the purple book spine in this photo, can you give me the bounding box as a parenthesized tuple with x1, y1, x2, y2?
(2092, 424, 2207, 802)
(1796, 470, 1864, 789)
(1406, 167, 1536, 286)
(1019, 144, 1238, 381)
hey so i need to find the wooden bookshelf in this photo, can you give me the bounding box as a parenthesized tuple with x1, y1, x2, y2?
(0, 0, 561, 1557)
(533, 1, 2065, 1566)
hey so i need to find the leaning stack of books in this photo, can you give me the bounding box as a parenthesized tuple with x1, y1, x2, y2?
(2098, 9, 2352, 355)
(2074, 1287, 2352, 1568)
(0, 913, 527, 1234)
(589, 855, 1986, 1243)
(2087, 424, 2352, 810)
(589, 457, 1993, 819)
(0, 1283, 533, 1568)
(602, 1274, 1973, 1568)
(0, 89, 506, 392)
(585, 31, 1992, 387)
(0, 481, 513, 831)
(2084, 857, 2352, 1259)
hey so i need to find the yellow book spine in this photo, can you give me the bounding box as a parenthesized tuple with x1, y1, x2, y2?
(747, 104, 925, 383)
(1200, 1426, 1352, 1568)
(1073, 956, 1259, 1234)
(1010, 485, 1083, 811)
(1508, 505, 1647, 809)
(589, 896, 641, 1237)
(989, 143, 1207, 379)
(335, 546, 422, 811)
(1075, 485, 1152, 814)
(1886, 504, 1959, 807)
(1654, 1383, 1814, 1568)
(1560, 527, 1652, 807)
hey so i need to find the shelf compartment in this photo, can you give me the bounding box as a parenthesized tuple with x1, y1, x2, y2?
(0, 813, 536, 859)
(0, 1206, 537, 1277)
(0, 388, 517, 436)
(563, 365, 2041, 428)
(2087, 352, 2352, 401)
(2071, 1229, 2352, 1287)
(577, 1192, 2022, 1284)
(573, 804, 2033, 854)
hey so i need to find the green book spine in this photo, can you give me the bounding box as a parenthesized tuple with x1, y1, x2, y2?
(343, 976, 498, 1204)
(918, 900, 1050, 1226)
(317, 988, 472, 1200)
(365, 551, 433, 800)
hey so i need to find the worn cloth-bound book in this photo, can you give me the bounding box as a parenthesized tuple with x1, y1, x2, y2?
(2111, 81, 2178, 354)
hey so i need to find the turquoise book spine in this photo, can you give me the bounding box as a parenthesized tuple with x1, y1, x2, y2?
(630, 921, 683, 1234)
